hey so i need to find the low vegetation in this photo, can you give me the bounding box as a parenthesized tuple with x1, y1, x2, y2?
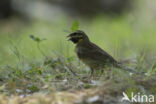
(0, 17, 156, 104)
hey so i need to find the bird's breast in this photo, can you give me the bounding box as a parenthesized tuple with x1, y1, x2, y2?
(75, 46, 103, 69)
(75, 46, 86, 59)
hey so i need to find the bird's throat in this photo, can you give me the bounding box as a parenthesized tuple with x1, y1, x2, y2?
(71, 38, 80, 43)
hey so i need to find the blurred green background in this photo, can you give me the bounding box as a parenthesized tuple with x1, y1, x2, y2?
(0, 0, 156, 65)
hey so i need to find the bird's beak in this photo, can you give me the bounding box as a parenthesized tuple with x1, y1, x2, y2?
(67, 34, 72, 41)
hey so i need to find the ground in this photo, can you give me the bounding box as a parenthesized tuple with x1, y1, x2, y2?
(0, 14, 156, 104)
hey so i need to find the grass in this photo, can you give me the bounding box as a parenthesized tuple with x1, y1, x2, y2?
(0, 13, 156, 103)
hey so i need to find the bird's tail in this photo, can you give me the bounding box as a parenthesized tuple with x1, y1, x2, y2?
(115, 62, 137, 73)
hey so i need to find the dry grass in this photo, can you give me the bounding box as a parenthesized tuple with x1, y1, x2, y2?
(0, 75, 155, 104)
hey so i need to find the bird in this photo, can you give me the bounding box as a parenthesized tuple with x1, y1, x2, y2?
(67, 30, 135, 79)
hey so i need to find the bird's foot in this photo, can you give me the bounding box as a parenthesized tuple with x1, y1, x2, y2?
(81, 76, 92, 83)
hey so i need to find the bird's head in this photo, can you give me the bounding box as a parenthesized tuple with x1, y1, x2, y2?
(67, 30, 89, 44)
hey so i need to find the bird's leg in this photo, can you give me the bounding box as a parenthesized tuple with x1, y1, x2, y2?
(98, 69, 104, 79)
(105, 68, 111, 80)
(96, 69, 104, 80)
(82, 68, 94, 82)
(88, 68, 94, 79)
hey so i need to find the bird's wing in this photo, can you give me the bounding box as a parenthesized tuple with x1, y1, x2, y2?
(86, 42, 117, 64)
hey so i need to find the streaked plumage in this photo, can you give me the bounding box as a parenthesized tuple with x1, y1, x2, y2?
(67, 30, 133, 79)
(75, 41, 118, 70)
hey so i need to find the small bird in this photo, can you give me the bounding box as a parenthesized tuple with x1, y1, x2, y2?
(67, 30, 134, 79)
